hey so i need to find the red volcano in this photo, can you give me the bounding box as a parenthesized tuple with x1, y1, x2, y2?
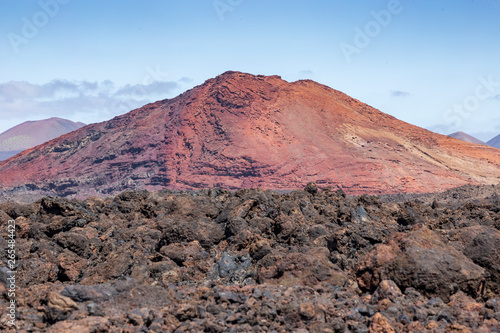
(0, 71, 499, 198)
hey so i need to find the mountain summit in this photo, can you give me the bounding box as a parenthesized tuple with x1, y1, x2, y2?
(488, 134, 500, 149)
(0, 117, 85, 161)
(448, 131, 486, 145)
(0, 71, 499, 199)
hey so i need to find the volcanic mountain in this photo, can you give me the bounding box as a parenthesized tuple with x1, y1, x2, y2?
(0, 117, 85, 161)
(488, 134, 500, 149)
(447, 131, 486, 145)
(0, 71, 499, 199)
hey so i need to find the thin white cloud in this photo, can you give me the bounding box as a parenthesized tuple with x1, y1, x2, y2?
(0, 80, 113, 101)
(0, 78, 187, 133)
(390, 90, 410, 98)
(426, 124, 452, 135)
(298, 70, 314, 78)
(115, 81, 178, 97)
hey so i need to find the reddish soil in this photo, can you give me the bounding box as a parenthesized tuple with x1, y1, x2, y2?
(0, 72, 498, 199)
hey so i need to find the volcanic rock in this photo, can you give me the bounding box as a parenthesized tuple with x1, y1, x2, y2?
(0, 185, 499, 331)
(447, 225, 500, 297)
(0, 72, 499, 202)
(357, 226, 486, 301)
(44, 291, 79, 323)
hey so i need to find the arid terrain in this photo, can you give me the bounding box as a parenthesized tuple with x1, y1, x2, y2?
(2, 0, 499, 330)
(0, 72, 499, 203)
(0, 184, 499, 332)
(0, 72, 499, 332)
(0, 118, 85, 162)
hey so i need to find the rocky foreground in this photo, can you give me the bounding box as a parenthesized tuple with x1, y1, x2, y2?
(0, 184, 499, 332)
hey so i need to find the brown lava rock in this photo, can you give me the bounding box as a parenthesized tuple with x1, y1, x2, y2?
(0, 184, 498, 331)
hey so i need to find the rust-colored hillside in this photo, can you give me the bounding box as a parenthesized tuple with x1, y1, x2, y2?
(0, 72, 498, 198)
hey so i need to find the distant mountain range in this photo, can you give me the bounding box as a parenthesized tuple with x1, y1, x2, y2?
(448, 131, 500, 149)
(448, 132, 486, 145)
(487, 134, 500, 149)
(0, 118, 85, 161)
(0, 71, 499, 201)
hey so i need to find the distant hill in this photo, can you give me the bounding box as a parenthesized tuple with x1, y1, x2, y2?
(488, 134, 500, 149)
(0, 117, 85, 161)
(448, 131, 486, 145)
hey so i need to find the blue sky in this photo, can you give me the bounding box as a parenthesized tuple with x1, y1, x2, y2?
(1, 0, 500, 141)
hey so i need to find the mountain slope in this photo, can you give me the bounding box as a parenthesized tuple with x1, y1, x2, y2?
(0, 117, 85, 161)
(488, 134, 500, 149)
(448, 131, 486, 145)
(0, 71, 499, 198)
